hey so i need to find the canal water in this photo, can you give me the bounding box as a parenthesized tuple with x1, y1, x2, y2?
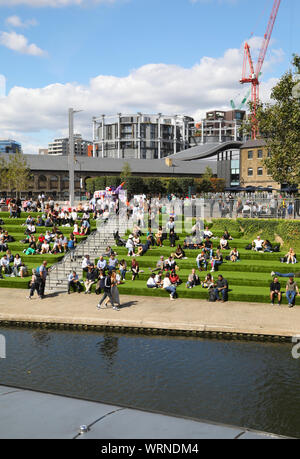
(0, 326, 300, 438)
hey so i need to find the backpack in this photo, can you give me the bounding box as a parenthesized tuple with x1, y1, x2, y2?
(208, 287, 217, 302)
(273, 245, 280, 253)
(245, 244, 252, 250)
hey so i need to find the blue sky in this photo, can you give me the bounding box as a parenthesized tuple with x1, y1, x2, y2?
(0, 0, 298, 153)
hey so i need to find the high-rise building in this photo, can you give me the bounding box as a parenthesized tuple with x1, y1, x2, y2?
(92, 113, 194, 159)
(48, 134, 92, 156)
(0, 140, 22, 154)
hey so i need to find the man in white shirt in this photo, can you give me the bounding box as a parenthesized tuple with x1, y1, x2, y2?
(82, 255, 92, 272)
(147, 274, 157, 289)
(0, 255, 11, 274)
(97, 256, 107, 272)
(252, 236, 263, 251)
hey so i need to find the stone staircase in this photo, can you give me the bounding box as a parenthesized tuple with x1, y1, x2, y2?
(45, 214, 127, 294)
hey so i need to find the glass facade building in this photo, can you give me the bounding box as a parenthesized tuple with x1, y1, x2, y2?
(0, 140, 22, 154)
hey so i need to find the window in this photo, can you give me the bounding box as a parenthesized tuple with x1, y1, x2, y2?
(248, 150, 253, 159)
(267, 151, 271, 158)
(248, 168, 253, 176)
(257, 150, 263, 159)
(267, 169, 272, 176)
(257, 167, 263, 176)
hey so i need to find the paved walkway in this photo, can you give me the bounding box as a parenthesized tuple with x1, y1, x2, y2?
(0, 289, 300, 338)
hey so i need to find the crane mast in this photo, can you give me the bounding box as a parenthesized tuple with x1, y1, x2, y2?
(240, 0, 282, 139)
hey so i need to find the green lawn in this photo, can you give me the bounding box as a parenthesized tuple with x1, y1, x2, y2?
(0, 212, 298, 305)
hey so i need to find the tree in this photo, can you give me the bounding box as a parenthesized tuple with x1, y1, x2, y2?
(0, 152, 31, 197)
(121, 162, 132, 180)
(202, 166, 213, 182)
(256, 55, 300, 185)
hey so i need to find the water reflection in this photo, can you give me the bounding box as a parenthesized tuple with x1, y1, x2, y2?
(0, 327, 300, 438)
(97, 335, 119, 370)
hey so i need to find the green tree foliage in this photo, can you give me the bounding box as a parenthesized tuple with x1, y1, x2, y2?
(0, 152, 31, 196)
(121, 162, 132, 180)
(257, 55, 300, 185)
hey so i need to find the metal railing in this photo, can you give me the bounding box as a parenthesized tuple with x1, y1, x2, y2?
(46, 213, 121, 292)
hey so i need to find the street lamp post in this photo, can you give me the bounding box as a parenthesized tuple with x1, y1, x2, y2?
(68, 107, 83, 207)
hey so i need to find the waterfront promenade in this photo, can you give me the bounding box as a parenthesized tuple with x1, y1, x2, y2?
(0, 289, 300, 339)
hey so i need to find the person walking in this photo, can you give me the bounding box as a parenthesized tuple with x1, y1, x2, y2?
(103, 271, 121, 309)
(37, 260, 48, 299)
(27, 269, 39, 299)
(97, 272, 119, 311)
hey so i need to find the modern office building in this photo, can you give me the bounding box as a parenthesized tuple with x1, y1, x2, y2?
(0, 140, 22, 154)
(92, 113, 194, 160)
(48, 134, 92, 156)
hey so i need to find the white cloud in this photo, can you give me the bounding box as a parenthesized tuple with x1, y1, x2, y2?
(0, 0, 118, 6)
(0, 31, 46, 56)
(0, 38, 283, 153)
(6, 15, 38, 28)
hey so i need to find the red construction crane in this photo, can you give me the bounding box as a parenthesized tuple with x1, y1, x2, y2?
(240, 0, 282, 139)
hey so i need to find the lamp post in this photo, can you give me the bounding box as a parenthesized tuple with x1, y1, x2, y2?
(68, 108, 83, 207)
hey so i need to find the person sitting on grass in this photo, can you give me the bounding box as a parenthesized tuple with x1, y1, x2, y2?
(262, 239, 273, 253)
(285, 248, 297, 264)
(210, 249, 223, 273)
(149, 256, 165, 273)
(174, 245, 185, 260)
(97, 256, 107, 273)
(126, 235, 135, 257)
(155, 226, 163, 247)
(164, 255, 177, 272)
(201, 273, 214, 289)
(203, 226, 213, 239)
(219, 236, 230, 251)
(24, 243, 36, 255)
(131, 258, 140, 281)
(252, 235, 263, 251)
(163, 272, 176, 301)
(12, 254, 26, 278)
(119, 259, 127, 281)
(154, 271, 163, 288)
(202, 237, 213, 257)
(137, 237, 151, 256)
(170, 269, 181, 286)
(286, 277, 300, 308)
(196, 250, 208, 272)
(214, 274, 229, 302)
(84, 265, 98, 294)
(0, 255, 11, 274)
(229, 248, 240, 262)
(40, 240, 50, 254)
(108, 254, 119, 272)
(271, 270, 300, 279)
(6, 249, 13, 263)
(223, 230, 233, 241)
(82, 254, 93, 273)
(68, 270, 81, 294)
(147, 273, 158, 289)
(186, 269, 200, 289)
(270, 277, 282, 306)
(0, 235, 7, 252)
(169, 229, 177, 248)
